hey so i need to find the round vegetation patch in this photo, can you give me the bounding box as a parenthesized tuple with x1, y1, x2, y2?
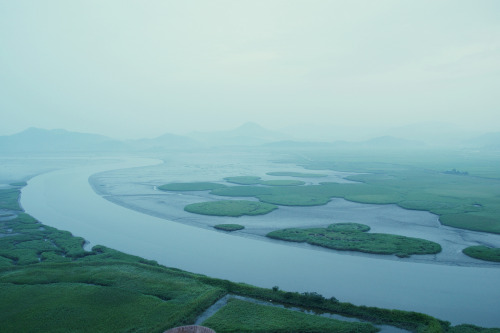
(224, 176, 262, 185)
(158, 182, 226, 191)
(267, 223, 442, 257)
(259, 180, 306, 186)
(327, 223, 370, 233)
(184, 200, 278, 217)
(463, 246, 500, 262)
(214, 224, 245, 232)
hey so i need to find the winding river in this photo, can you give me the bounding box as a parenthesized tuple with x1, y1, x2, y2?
(20, 157, 500, 328)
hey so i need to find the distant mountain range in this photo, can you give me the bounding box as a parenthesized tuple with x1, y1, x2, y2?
(0, 128, 126, 153)
(1, 123, 498, 153)
(187, 122, 288, 146)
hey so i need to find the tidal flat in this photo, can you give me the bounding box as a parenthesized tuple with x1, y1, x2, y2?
(90, 150, 500, 267)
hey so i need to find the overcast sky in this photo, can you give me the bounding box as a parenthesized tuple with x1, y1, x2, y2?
(1, 0, 499, 139)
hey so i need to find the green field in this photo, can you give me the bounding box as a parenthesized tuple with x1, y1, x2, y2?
(202, 298, 377, 333)
(463, 246, 500, 262)
(214, 224, 245, 231)
(185, 200, 277, 217)
(0, 186, 496, 332)
(267, 223, 442, 258)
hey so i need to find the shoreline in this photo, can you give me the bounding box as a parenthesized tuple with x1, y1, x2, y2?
(19, 155, 500, 327)
(88, 169, 500, 268)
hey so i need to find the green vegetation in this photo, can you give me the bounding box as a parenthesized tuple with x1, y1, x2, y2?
(224, 176, 305, 186)
(202, 298, 377, 333)
(0, 188, 22, 211)
(9, 181, 27, 187)
(214, 224, 245, 232)
(224, 176, 262, 185)
(185, 200, 277, 217)
(0, 186, 496, 332)
(286, 148, 500, 235)
(0, 213, 87, 265)
(463, 246, 500, 262)
(267, 171, 328, 178)
(260, 179, 305, 186)
(267, 223, 442, 258)
(211, 185, 333, 206)
(158, 182, 226, 191)
(159, 162, 498, 235)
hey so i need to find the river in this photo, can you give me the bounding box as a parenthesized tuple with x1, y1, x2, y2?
(20, 156, 500, 328)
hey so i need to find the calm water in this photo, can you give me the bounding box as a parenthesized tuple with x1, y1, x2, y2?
(20, 156, 500, 328)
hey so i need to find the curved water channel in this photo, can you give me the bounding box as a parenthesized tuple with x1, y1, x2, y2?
(20, 156, 500, 328)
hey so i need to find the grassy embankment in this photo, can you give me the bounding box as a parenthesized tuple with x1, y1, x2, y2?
(267, 223, 441, 258)
(185, 200, 277, 217)
(0, 186, 497, 332)
(214, 224, 245, 231)
(202, 298, 377, 333)
(462, 246, 500, 262)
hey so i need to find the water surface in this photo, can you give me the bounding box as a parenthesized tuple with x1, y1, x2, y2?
(20, 156, 500, 328)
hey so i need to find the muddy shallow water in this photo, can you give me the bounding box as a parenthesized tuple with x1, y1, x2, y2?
(17, 153, 500, 327)
(90, 151, 500, 267)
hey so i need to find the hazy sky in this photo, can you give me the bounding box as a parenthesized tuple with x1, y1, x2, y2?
(1, 0, 499, 139)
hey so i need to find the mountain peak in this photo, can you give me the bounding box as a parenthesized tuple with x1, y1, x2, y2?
(236, 122, 265, 131)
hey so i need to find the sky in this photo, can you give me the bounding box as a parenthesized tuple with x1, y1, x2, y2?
(1, 0, 499, 139)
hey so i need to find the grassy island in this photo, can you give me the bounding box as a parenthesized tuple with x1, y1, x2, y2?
(214, 224, 245, 231)
(463, 246, 500, 262)
(267, 223, 442, 258)
(224, 176, 263, 185)
(185, 200, 277, 217)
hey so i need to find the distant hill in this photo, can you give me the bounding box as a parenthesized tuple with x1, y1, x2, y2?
(382, 122, 481, 147)
(127, 132, 202, 151)
(188, 122, 289, 146)
(261, 136, 425, 150)
(463, 132, 500, 150)
(328, 136, 425, 150)
(0, 128, 126, 153)
(263, 140, 333, 149)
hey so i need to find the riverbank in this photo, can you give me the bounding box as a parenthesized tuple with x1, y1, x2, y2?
(19, 155, 500, 327)
(2, 180, 488, 332)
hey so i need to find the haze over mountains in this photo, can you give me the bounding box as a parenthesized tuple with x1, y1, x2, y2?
(0, 122, 498, 153)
